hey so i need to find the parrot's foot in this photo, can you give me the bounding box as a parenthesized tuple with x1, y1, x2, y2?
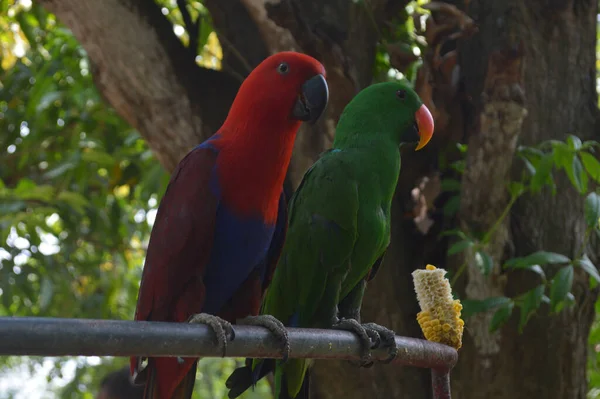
(237, 315, 290, 362)
(361, 322, 398, 364)
(188, 313, 235, 357)
(333, 318, 380, 367)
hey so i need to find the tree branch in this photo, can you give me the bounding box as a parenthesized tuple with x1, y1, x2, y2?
(38, 0, 241, 172)
(203, 0, 270, 78)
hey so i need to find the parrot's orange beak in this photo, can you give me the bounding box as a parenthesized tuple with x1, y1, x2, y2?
(414, 104, 434, 151)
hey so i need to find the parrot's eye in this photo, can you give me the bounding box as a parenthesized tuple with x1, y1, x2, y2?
(277, 62, 290, 75)
(396, 90, 407, 100)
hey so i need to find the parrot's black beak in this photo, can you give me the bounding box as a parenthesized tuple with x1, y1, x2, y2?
(292, 74, 329, 124)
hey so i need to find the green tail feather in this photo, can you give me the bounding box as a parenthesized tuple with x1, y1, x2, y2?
(275, 359, 311, 399)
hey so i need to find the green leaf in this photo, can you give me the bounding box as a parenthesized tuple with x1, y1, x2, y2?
(13, 181, 55, 202)
(549, 265, 574, 313)
(580, 152, 600, 183)
(443, 195, 460, 216)
(567, 135, 582, 151)
(440, 179, 461, 192)
(1, 284, 12, 310)
(504, 251, 570, 269)
(554, 140, 587, 193)
(15, 12, 38, 48)
(13, 178, 36, 193)
(475, 250, 493, 275)
(32, 2, 49, 29)
(521, 157, 536, 176)
(530, 154, 554, 193)
(552, 141, 573, 170)
(81, 150, 116, 167)
(36, 91, 62, 112)
(517, 147, 543, 177)
(0, 201, 26, 214)
(574, 254, 600, 283)
(450, 160, 465, 174)
(516, 285, 545, 333)
(507, 181, 525, 198)
(517, 145, 545, 158)
(564, 292, 576, 308)
(56, 191, 90, 213)
(447, 239, 473, 255)
(124, 130, 142, 146)
(565, 155, 587, 194)
(38, 277, 54, 311)
(197, 15, 214, 49)
(461, 296, 511, 319)
(582, 140, 600, 150)
(489, 300, 514, 332)
(584, 192, 600, 228)
(439, 229, 468, 240)
(43, 161, 76, 180)
(528, 265, 547, 280)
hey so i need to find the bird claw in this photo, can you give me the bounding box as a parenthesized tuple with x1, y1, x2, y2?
(333, 319, 398, 367)
(333, 318, 379, 367)
(237, 315, 291, 363)
(362, 322, 398, 364)
(188, 313, 235, 357)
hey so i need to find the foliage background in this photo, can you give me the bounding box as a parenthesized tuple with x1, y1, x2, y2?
(0, 0, 599, 398)
(0, 0, 267, 397)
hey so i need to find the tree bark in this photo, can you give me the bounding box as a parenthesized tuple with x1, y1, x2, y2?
(37, 0, 242, 171)
(40, 0, 600, 398)
(324, 1, 600, 399)
(452, 1, 600, 398)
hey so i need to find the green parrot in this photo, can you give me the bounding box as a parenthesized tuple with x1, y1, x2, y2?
(226, 81, 434, 399)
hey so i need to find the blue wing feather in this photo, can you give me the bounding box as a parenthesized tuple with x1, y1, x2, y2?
(201, 205, 276, 314)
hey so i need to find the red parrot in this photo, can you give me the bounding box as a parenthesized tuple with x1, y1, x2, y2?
(130, 52, 328, 399)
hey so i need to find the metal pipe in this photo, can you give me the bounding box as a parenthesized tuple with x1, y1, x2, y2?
(0, 317, 457, 397)
(431, 368, 452, 399)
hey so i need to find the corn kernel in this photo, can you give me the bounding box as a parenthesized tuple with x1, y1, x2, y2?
(412, 264, 464, 350)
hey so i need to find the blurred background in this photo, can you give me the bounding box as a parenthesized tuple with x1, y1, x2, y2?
(1, 0, 599, 398)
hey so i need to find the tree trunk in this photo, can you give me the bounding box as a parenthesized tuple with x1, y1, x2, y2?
(315, 1, 599, 399)
(452, 1, 599, 398)
(40, 0, 600, 398)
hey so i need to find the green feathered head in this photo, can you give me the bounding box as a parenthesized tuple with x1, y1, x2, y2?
(333, 81, 434, 151)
